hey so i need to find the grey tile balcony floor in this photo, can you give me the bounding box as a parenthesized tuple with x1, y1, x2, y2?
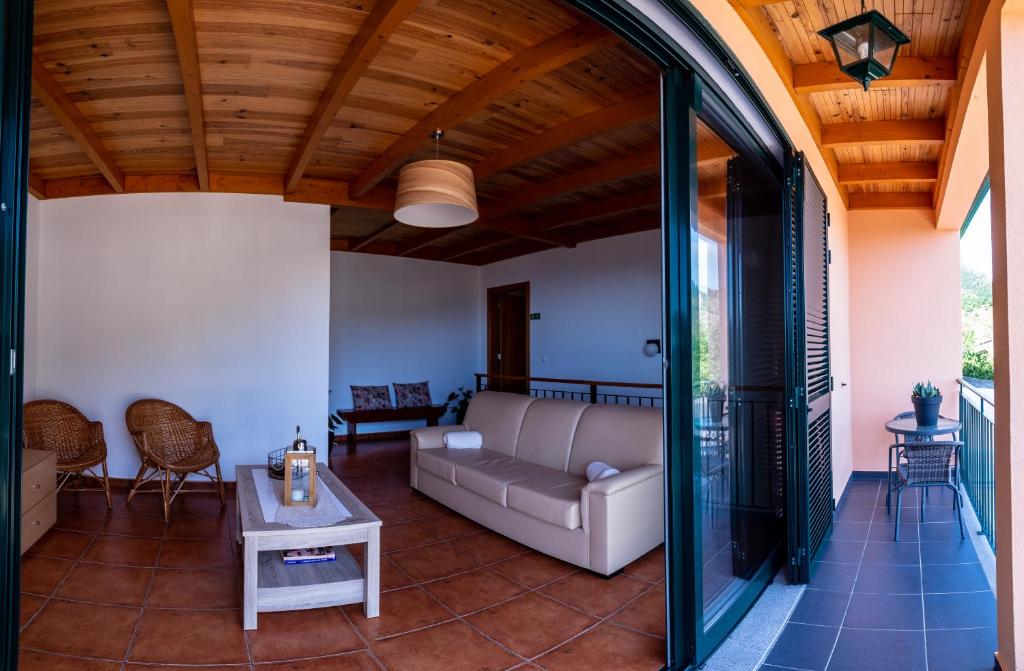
(760, 474, 996, 671)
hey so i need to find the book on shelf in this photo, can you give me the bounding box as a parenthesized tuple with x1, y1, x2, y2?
(281, 546, 336, 565)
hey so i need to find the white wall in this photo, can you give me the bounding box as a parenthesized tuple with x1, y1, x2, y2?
(480, 230, 663, 386)
(329, 252, 481, 432)
(23, 195, 40, 400)
(27, 193, 330, 479)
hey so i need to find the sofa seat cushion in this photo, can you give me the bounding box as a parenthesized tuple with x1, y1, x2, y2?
(416, 448, 461, 484)
(507, 472, 587, 530)
(454, 454, 553, 506)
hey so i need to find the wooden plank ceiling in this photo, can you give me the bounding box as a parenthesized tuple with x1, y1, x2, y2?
(28, 0, 665, 266)
(730, 0, 989, 212)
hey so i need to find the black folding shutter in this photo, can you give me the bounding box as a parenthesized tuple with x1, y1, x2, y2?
(786, 153, 833, 583)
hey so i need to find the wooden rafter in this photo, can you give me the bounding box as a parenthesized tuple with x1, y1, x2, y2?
(284, 0, 420, 193)
(849, 192, 934, 210)
(793, 57, 956, 94)
(820, 120, 946, 148)
(530, 186, 659, 232)
(349, 221, 401, 252)
(838, 162, 939, 185)
(349, 21, 619, 198)
(31, 56, 125, 193)
(28, 173, 45, 200)
(725, 0, 847, 206)
(483, 147, 659, 220)
(438, 232, 509, 262)
(165, 0, 209, 191)
(472, 93, 658, 181)
(933, 0, 996, 214)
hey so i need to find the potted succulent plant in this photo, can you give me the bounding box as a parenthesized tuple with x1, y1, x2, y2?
(702, 380, 727, 424)
(911, 381, 942, 427)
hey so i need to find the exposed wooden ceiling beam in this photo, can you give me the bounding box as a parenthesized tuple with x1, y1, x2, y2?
(466, 239, 556, 266)
(438, 232, 510, 262)
(726, 0, 848, 207)
(473, 93, 658, 182)
(349, 221, 401, 252)
(285, 178, 393, 209)
(165, 0, 209, 191)
(821, 120, 946, 148)
(793, 57, 956, 94)
(734, 0, 785, 6)
(475, 216, 576, 247)
(28, 173, 45, 200)
(848, 191, 934, 210)
(530, 186, 660, 232)
(572, 212, 660, 245)
(934, 0, 997, 218)
(330, 237, 398, 255)
(284, 0, 420, 193)
(838, 162, 939, 185)
(483, 147, 659, 220)
(349, 21, 619, 198)
(32, 56, 125, 193)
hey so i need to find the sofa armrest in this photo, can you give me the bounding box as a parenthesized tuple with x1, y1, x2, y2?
(409, 424, 464, 489)
(410, 425, 465, 451)
(582, 464, 664, 576)
(583, 464, 663, 497)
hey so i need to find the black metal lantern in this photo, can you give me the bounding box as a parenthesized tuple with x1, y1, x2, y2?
(817, 3, 910, 91)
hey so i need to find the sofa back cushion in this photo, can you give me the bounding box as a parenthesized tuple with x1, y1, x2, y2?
(514, 399, 589, 471)
(567, 404, 663, 475)
(463, 391, 536, 457)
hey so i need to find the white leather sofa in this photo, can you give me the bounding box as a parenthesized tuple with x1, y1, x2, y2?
(410, 391, 664, 575)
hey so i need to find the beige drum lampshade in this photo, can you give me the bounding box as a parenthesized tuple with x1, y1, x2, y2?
(394, 159, 479, 228)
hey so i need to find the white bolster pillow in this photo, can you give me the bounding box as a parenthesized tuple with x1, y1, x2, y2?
(586, 461, 621, 482)
(443, 430, 483, 449)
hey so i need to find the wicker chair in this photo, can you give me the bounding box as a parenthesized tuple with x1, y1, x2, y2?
(23, 400, 112, 508)
(125, 399, 225, 520)
(893, 440, 965, 541)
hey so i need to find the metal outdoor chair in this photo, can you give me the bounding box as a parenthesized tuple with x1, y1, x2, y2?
(125, 399, 225, 521)
(23, 400, 112, 508)
(893, 440, 965, 541)
(886, 411, 957, 513)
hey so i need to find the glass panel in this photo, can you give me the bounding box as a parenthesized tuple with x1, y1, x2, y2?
(695, 118, 787, 627)
(872, 26, 898, 71)
(832, 22, 871, 66)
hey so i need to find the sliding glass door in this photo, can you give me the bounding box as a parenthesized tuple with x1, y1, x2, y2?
(663, 69, 789, 667)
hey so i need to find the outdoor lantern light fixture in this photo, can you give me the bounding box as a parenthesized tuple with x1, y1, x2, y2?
(817, 1, 910, 92)
(394, 129, 479, 228)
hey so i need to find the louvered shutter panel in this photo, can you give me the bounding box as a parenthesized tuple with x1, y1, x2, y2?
(786, 153, 834, 583)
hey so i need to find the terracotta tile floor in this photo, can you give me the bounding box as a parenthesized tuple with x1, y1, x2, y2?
(18, 440, 666, 670)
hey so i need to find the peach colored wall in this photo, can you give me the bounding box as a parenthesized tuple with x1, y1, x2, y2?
(848, 209, 962, 472)
(683, 0, 854, 499)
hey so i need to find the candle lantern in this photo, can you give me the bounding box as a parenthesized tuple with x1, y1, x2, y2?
(283, 426, 317, 506)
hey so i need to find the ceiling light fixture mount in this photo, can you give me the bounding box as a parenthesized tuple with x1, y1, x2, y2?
(817, 0, 910, 92)
(393, 128, 479, 228)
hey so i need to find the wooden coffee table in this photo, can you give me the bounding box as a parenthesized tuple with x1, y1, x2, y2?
(235, 464, 381, 630)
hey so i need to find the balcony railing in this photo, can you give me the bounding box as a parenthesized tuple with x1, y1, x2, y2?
(959, 378, 996, 550)
(475, 373, 662, 407)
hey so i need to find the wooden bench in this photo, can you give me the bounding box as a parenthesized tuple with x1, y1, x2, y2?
(338, 405, 447, 452)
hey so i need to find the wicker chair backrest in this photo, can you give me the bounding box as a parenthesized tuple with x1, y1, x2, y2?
(23, 400, 101, 466)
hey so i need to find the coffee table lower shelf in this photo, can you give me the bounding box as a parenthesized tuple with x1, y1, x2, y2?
(256, 546, 365, 613)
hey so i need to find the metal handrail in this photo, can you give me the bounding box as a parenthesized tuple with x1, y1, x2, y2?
(957, 378, 996, 550)
(475, 373, 662, 407)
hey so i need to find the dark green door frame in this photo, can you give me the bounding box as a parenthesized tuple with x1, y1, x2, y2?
(0, 0, 795, 669)
(0, 0, 34, 668)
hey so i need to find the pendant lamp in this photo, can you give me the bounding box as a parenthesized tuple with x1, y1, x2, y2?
(394, 130, 478, 228)
(817, 1, 910, 92)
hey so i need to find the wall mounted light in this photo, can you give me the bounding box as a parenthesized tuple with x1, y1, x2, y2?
(817, 1, 910, 92)
(643, 339, 661, 358)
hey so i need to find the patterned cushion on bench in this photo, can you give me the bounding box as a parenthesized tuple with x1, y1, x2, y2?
(394, 381, 432, 408)
(351, 385, 393, 410)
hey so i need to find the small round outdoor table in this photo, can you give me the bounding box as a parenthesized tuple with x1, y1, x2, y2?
(883, 417, 962, 513)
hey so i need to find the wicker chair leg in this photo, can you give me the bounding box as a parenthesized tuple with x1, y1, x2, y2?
(126, 463, 148, 503)
(214, 461, 226, 505)
(894, 488, 903, 542)
(101, 460, 113, 509)
(162, 468, 172, 522)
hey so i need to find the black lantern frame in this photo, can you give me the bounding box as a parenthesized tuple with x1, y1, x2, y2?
(817, 9, 910, 91)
